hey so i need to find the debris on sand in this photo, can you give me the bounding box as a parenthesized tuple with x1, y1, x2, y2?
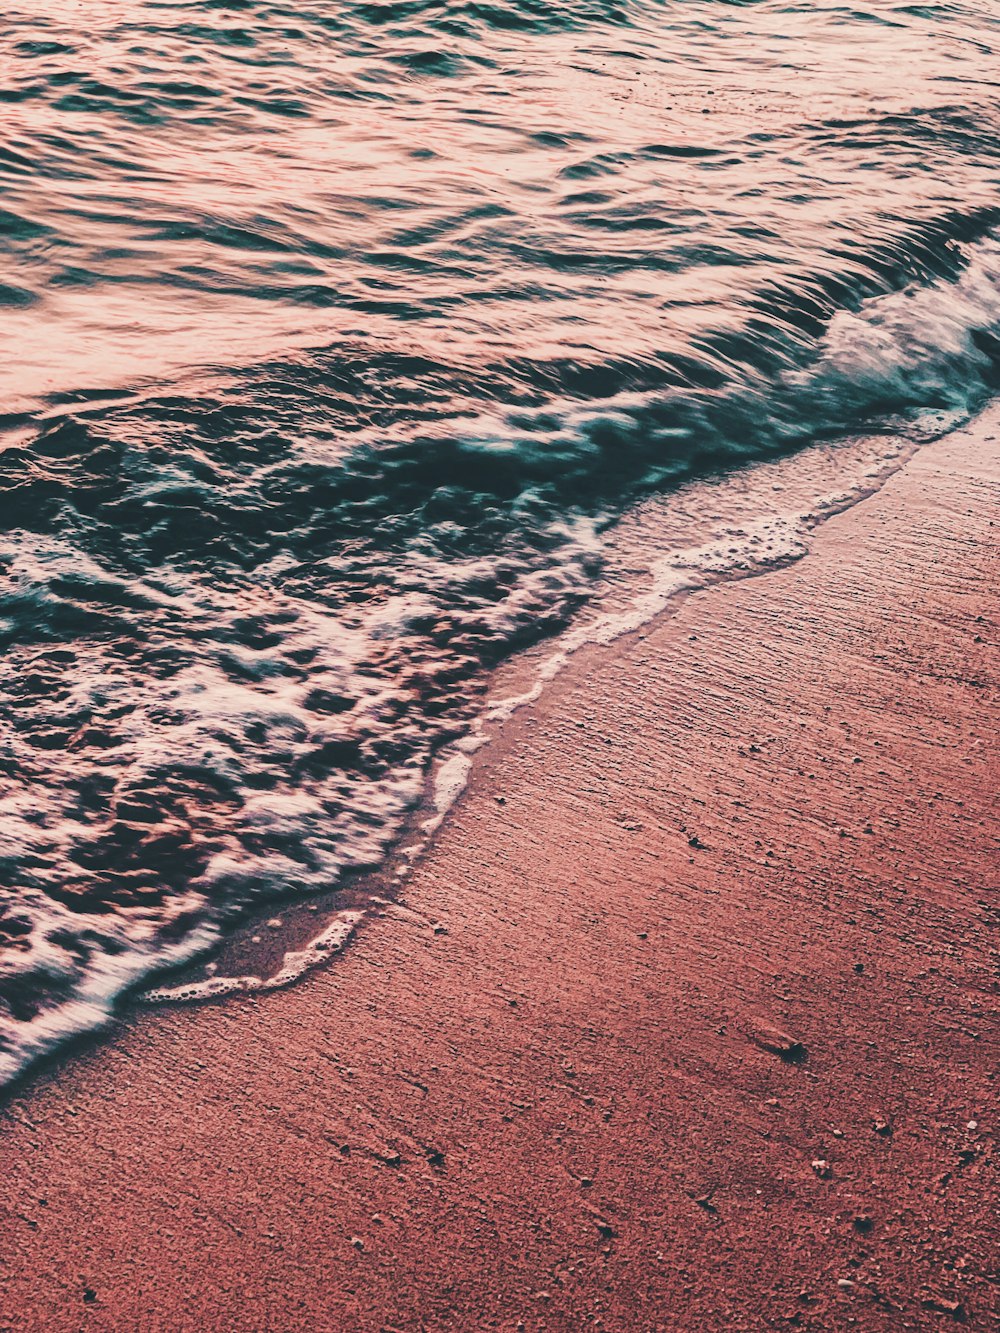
(921, 1296, 967, 1322)
(749, 1021, 807, 1061)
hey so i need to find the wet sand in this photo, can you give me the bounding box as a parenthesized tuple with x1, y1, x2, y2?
(1, 413, 997, 1331)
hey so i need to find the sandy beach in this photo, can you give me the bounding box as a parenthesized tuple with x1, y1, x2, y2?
(1, 411, 997, 1331)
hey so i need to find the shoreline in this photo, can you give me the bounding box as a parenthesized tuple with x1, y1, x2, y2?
(136, 419, 926, 1009)
(2, 410, 997, 1330)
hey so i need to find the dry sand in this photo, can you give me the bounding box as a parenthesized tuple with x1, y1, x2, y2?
(1, 413, 997, 1331)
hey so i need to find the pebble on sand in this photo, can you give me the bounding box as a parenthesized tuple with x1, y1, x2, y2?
(749, 1021, 806, 1060)
(921, 1296, 967, 1321)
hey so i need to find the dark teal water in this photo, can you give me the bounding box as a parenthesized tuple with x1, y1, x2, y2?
(2, 0, 999, 1082)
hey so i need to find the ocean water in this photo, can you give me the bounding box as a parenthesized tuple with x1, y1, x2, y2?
(2, 0, 999, 1083)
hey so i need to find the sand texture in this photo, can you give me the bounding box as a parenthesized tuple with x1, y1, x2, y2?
(1, 413, 997, 1331)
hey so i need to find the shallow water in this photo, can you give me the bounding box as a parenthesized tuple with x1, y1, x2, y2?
(2, 0, 999, 1083)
